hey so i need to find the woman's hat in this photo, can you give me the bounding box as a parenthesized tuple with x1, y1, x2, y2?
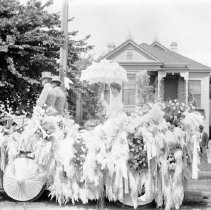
(41, 71, 52, 79)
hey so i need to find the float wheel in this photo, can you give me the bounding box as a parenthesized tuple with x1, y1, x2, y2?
(3, 157, 45, 202)
(116, 192, 154, 209)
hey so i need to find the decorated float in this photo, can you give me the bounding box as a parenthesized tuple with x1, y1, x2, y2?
(0, 60, 204, 210)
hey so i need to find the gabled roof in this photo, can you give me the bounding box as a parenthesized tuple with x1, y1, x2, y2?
(102, 39, 160, 62)
(151, 41, 169, 52)
(102, 38, 211, 71)
(140, 42, 211, 70)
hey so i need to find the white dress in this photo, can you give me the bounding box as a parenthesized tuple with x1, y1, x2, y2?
(105, 93, 124, 119)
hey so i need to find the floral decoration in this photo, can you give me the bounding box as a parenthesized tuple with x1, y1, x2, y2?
(163, 100, 187, 127)
(167, 143, 182, 172)
(72, 137, 88, 170)
(167, 153, 176, 172)
(127, 133, 148, 172)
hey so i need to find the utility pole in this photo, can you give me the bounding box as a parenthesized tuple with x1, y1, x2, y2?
(59, 0, 82, 122)
(60, 0, 68, 86)
(59, 0, 69, 116)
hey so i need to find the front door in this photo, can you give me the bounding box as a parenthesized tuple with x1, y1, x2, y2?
(164, 75, 178, 101)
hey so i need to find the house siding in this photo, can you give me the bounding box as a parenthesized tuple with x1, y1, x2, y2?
(189, 72, 210, 133)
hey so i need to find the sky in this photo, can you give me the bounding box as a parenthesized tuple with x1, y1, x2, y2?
(22, 0, 211, 67)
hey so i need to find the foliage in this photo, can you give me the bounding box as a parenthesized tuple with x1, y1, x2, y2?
(0, 0, 92, 116)
(74, 55, 104, 122)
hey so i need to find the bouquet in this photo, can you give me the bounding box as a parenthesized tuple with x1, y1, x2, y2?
(167, 153, 176, 172)
(167, 143, 182, 172)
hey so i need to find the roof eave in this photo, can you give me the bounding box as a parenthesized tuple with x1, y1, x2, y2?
(163, 63, 189, 68)
(189, 69, 211, 72)
(118, 61, 163, 66)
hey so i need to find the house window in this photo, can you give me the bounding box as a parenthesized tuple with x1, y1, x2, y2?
(122, 74, 136, 105)
(126, 50, 133, 60)
(188, 80, 201, 108)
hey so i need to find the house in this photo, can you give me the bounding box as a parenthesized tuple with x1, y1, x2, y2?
(102, 38, 211, 134)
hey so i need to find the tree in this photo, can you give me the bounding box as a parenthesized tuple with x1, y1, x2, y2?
(0, 0, 92, 116)
(74, 54, 99, 121)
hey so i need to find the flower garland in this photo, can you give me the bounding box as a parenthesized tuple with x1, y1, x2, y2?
(127, 133, 148, 172)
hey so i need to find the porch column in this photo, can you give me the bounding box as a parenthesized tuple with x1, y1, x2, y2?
(180, 72, 189, 105)
(158, 71, 166, 101)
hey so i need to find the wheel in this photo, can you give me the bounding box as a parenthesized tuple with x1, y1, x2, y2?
(117, 173, 155, 208)
(3, 157, 45, 202)
(117, 192, 154, 208)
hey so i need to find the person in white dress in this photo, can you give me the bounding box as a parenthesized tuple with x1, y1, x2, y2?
(105, 82, 124, 119)
(36, 71, 55, 108)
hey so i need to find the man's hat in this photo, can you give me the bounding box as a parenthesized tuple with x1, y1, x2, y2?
(52, 75, 61, 83)
(41, 71, 52, 79)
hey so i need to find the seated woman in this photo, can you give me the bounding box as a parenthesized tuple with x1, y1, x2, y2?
(98, 82, 128, 149)
(105, 82, 124, 119)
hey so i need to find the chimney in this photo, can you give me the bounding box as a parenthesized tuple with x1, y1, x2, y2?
(170, 42, 178, 52)
(107, 42, 116, 52)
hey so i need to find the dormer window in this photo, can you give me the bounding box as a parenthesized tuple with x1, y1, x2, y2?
(126, 50, 133, 60)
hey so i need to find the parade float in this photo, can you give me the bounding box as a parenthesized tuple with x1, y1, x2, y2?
(0, 60, 204, 210)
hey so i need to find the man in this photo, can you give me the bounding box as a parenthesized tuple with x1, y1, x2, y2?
(51, 75, 67, 116)
(36, 71, 55, 108)
(199, 125, 209, 164)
